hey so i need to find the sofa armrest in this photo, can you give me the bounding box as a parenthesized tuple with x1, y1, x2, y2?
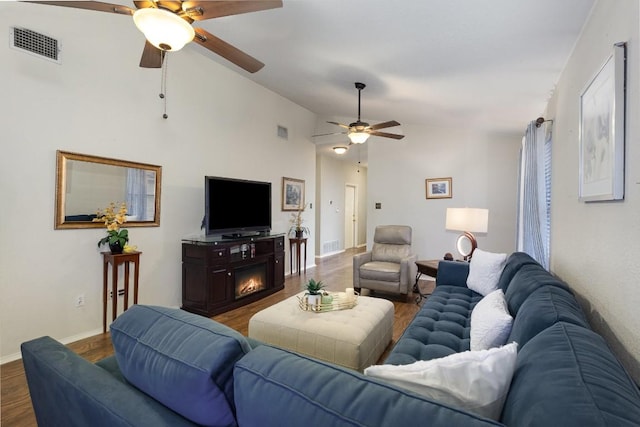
(21, 336, 196, 427)
(436, 260, 469, 287)
(353, 251, 372, 287)
(234, 345, 501, 427)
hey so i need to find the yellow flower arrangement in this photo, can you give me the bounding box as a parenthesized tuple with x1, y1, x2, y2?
(94, 202, 129, 250)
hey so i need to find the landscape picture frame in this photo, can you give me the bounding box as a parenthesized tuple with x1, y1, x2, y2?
(426, 177, 452, 199)
(282, 177, 305, 211)
(578, 42, 626, 202)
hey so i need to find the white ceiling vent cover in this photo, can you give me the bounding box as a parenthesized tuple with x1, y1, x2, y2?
(10, 27, 61, 64)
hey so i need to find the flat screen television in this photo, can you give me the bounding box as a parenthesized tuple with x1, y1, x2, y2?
(205, 176, 272, 237)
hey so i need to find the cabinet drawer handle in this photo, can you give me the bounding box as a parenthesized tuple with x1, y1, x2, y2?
(218, 252, 223, 256)
(227, 272, 232, 276)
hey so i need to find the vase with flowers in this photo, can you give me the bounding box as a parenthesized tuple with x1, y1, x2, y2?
(94, 202, 129, 254)
(289, 202, 309, 238)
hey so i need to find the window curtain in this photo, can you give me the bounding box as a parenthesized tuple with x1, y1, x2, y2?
(126, 168, 147, 221)
(516, 121, 551, 269)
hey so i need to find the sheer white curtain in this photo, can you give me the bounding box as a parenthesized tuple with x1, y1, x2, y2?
(516, 121, 551, 269)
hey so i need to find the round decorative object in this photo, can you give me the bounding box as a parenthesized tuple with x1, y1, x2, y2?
(109, 241, 124, 254)
(456, 232, 477, 261)
(295, 229, 304, 238)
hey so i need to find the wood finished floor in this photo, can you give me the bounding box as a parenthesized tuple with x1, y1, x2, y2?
(0, 248, 433, 427)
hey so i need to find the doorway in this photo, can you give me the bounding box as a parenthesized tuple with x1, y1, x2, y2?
(344, 184, 357, 249)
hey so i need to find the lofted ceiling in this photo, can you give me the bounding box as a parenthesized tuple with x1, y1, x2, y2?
(192, 0, 596, 163)
(17, 0, 596, 164)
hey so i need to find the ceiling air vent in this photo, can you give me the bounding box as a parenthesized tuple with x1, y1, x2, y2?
(10, 27, 61, 64)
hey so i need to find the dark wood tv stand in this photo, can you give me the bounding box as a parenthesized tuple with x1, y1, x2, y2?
(181, 234, 285, 317)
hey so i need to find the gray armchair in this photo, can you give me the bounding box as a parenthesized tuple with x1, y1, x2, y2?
(353, 225, 417, 297)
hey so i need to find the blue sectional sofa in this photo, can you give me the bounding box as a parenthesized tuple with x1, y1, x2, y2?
(21, 252, 640, 426)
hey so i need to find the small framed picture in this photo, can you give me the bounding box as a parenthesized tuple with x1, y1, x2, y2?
(282, 177, 305, 211)
(426, 177, 452, 199)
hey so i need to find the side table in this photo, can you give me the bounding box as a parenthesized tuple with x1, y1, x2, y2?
(288, 237, 307, 275)
(414, 259, 439, 304)
(102, 251, 141, 333)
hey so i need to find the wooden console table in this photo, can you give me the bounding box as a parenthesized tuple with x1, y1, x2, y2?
(289, 237, 307, 275)
(102, 251, 141, 333)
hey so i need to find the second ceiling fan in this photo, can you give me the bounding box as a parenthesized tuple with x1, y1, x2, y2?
(316, 82, 405, 144)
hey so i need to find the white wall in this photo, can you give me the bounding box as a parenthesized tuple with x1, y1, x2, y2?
(316, 153, 367, 256)
(367, 125, 521, 259)
(545, 0, 640, 382)
(0, 3, 317, 362)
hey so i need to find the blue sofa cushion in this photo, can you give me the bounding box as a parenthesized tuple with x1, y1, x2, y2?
(502, 322, 640, 426)
(496, 252, 540, 293)
(504, 263, 570, 315)
(234, 345, 502, 427)
(508, 285, 589, 348)
(385, 285, 482, 364)
(110, 305, 252, 427)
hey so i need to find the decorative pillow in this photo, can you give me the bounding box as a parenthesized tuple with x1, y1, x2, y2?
(470, 289, 513, 351)
(466, 248, 507, 296)
(364, 342, 518, 420)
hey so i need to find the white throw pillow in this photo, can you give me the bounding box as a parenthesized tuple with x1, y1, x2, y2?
(364, 342, 518, 420)
(466, 248, 507, 296)
(470, 289, 513, 351)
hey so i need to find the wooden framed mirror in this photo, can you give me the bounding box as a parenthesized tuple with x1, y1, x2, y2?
(55, 150, 162, 229)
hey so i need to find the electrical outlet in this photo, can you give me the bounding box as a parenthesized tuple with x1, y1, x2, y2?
(75, 294, 85, 308)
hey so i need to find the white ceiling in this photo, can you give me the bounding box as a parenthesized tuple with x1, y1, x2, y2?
(192, 0, 595, 162)
(20, 0, 596, 163)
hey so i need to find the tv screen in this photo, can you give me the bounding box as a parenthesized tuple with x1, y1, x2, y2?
(205, 176, 272, 236)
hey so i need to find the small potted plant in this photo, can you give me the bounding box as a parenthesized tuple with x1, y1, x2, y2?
(94, 202, 129, 254)
(304, 278, 324, 307)
(289, 203, 310, 238)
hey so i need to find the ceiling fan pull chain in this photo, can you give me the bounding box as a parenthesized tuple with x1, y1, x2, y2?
(160, 51, 168, 119)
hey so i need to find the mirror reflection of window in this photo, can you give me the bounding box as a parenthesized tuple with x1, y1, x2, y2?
(125, 169, 156, 221)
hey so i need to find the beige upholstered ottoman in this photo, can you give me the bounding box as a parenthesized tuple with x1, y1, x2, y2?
(248, 293, 394, 371)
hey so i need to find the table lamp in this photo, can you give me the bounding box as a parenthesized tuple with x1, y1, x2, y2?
(445, 208, 489, 260)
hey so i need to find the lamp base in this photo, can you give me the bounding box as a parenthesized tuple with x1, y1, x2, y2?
(456, 231, 478, 261)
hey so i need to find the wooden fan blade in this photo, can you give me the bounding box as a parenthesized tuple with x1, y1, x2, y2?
(24, 1, 135, 15)
(183, 1, 283, 20)
(192, 28, 264, 73)
(368, 120, 401, 131)
(139, 41, 164, 68)
(327, 121, 350, 129)
(368, 131, 405, 140)
(312, 132, 347, 138)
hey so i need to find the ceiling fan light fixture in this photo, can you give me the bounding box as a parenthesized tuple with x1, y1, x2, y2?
(133, 8, 195, 52)
(333, 146, 348, 154)
(348, 131, 370, 144)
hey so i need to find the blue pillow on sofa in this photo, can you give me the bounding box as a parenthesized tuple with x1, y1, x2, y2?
(110, 305, 252, 427)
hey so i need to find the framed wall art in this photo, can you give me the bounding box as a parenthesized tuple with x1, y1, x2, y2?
(426, 177, 452, 199)
(282, 177, 305, 211)
(579, 42, 626, 202)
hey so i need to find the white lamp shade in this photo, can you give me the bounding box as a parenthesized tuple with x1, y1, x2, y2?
(133, 8, 195, 52)
(446, 208, 489, 233)
(348, 131, 370, 144)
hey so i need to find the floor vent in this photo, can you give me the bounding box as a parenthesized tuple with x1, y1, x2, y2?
(10, 27, 61, 63)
